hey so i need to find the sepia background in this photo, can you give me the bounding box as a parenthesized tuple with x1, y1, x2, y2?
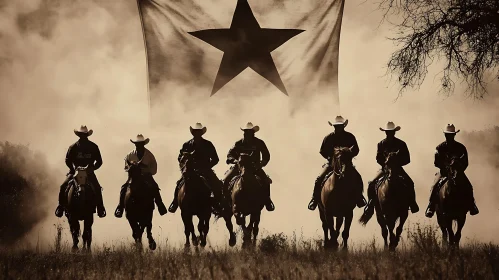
(0, 0, 498, 249)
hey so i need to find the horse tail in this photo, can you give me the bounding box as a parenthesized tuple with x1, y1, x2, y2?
(359, 207, 374, 226)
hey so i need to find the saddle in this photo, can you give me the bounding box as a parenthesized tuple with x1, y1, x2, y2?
(374, 173, 409, 195)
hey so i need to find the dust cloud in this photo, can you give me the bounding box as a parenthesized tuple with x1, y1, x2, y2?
(0, 0, 498, 249)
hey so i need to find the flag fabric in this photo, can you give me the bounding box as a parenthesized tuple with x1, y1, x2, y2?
(137, 0, 345, 107)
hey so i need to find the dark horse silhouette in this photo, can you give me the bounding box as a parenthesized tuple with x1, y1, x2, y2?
(359, 150, 410, 251)
(318, 146, 360, 250)
(230, 153, 266, 246)
(124, 159, 157, 250)
(436, 154, 468, 247)
(65, 165, 97, 251)
(178, 151, 212, 247)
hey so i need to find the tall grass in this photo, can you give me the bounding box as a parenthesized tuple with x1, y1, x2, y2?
(1, 224, 498, 279)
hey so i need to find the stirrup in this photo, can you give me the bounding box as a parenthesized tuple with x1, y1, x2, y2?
(425, 207, 435, 218)
(265, 201, 275, 212)
(168, 202, 178, 213)
(114, 206, 124, 218)
(55, 205, 64, 218)
(308, 199, 318, 211)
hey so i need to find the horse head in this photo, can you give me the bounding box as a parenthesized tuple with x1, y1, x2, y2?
(180, 151, 197, 178)
(444, 154, 465, 180)
(331, 146, 354, 177)
(74, 165, 90, 186)
(384, 150, 400, 177)
(237, 152, 255, 177)
(126, 159, 143, 180)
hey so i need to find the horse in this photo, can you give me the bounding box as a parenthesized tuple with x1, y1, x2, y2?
(65, 165, 97, 251)
(178, 151, 212, 247)
(124, 159, 157, 250)
(359, 150, 410, 251)
(318, 146, 360, 250)
(230, 153, 266, 247)
(436, 154, 468, 247)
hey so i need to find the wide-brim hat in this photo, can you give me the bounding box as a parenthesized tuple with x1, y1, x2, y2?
(443, 124, 460, 134)
(74, 125, 93, 136)
(241, 122, 260, 132)
(130, 134, 150, 145)
(328, 116, 348, 127)
(190, 123, 207, 135)
(380, 121, 401, 131)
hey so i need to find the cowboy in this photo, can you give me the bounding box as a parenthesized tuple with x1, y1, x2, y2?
(222, 122, 274, 211)
(114, 134, 167, 218)
(55, 125, 106, 218)
(168, 123, 226, 213)
(363, 122, 419, 215)
(425, 124, 479, 218)
(308, 116, 366, 210)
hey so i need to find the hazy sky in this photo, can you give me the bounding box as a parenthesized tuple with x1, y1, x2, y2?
(0, 0, 498, 249)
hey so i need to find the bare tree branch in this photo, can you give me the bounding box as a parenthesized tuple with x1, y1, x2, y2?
(377, 0, 499, 98)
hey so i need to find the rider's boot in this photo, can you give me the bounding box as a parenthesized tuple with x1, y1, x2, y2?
(168, 179, 182, 213)
(363, 180, 376, 216)
(425, 202, 435, 218)
(469, 200, 479, 216)
(308, 178, 322, 211)
(55, 184, 66, 218)
(264, 183, 275, 211)
(114, 184, 127, 218)
(95, 187, 106, 218)
(154, 190, 168, 216)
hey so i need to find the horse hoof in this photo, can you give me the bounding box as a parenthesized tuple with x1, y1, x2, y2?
(192, 238, 199, 247)
(200, 240, 207, 247)
(149, 240, 157, 251)
(229, 235, 237, 247)
(184, 243, 190, 248)
(72, 246, 78, 252)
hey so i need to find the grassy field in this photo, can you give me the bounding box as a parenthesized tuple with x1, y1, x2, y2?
(1, 226, 498, 279)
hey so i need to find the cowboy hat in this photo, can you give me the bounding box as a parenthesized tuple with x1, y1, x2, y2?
(74, 125, 93, 136)
(380, 121, 401, 131)
(240, 122, 260, 132)
(443, 124, 460, 134)
(190, 123, 207, 135)
(328, 116, 348, 127)
(130, 134, 150, 144)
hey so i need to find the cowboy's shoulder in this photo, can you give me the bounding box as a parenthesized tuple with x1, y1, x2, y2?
(454, 141, 467, 150)
(234, 138, 244, 146)
(436, 141, 448, 150)
(200, 138, 214, 146)
(253, 137, 266, 145)
(343, 131, 357, 139)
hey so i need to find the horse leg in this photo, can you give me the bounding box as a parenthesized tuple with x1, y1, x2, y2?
(446, 220, 456, 248)
(224, 214, 236, 247)
(333, 217, 343, 250)
(393, 212, 408, 250)
(198, 215, 210, 248)
(181, 212, 196, 247)
(387, 218, 397, 251)
(251, 212, 261, 246)
(329, 215, 338, 250)
(69, 218, 80, 251)
(376, 213, 388, 249)
(454, 216, 466, 248)
(341, 213, 353, 251)
(319, 209, 329, 249)
(82, 215, 94, 251)
(146, 211, 156, 251)
(437, 214, 449, 246)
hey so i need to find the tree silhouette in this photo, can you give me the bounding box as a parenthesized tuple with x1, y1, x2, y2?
(378, 0, 498, 98)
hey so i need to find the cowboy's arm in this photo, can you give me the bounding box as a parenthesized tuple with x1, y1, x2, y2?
(208, 142, 219, 168)
(350, 135, 360, 157)
(226, 143, 239, 164)
(260, 140, 270, 167)
(65, 145, 75, 174)
(457, 145, 469, 171)
(148, 151, 158, 175)
(93, 145, 103, 170)
(434, 146, 443, 169)
(319, 134, 332, 160)
(376, 142, 384, 166)
(178, 142, 189, 163)
(398, 142, 410, 166)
